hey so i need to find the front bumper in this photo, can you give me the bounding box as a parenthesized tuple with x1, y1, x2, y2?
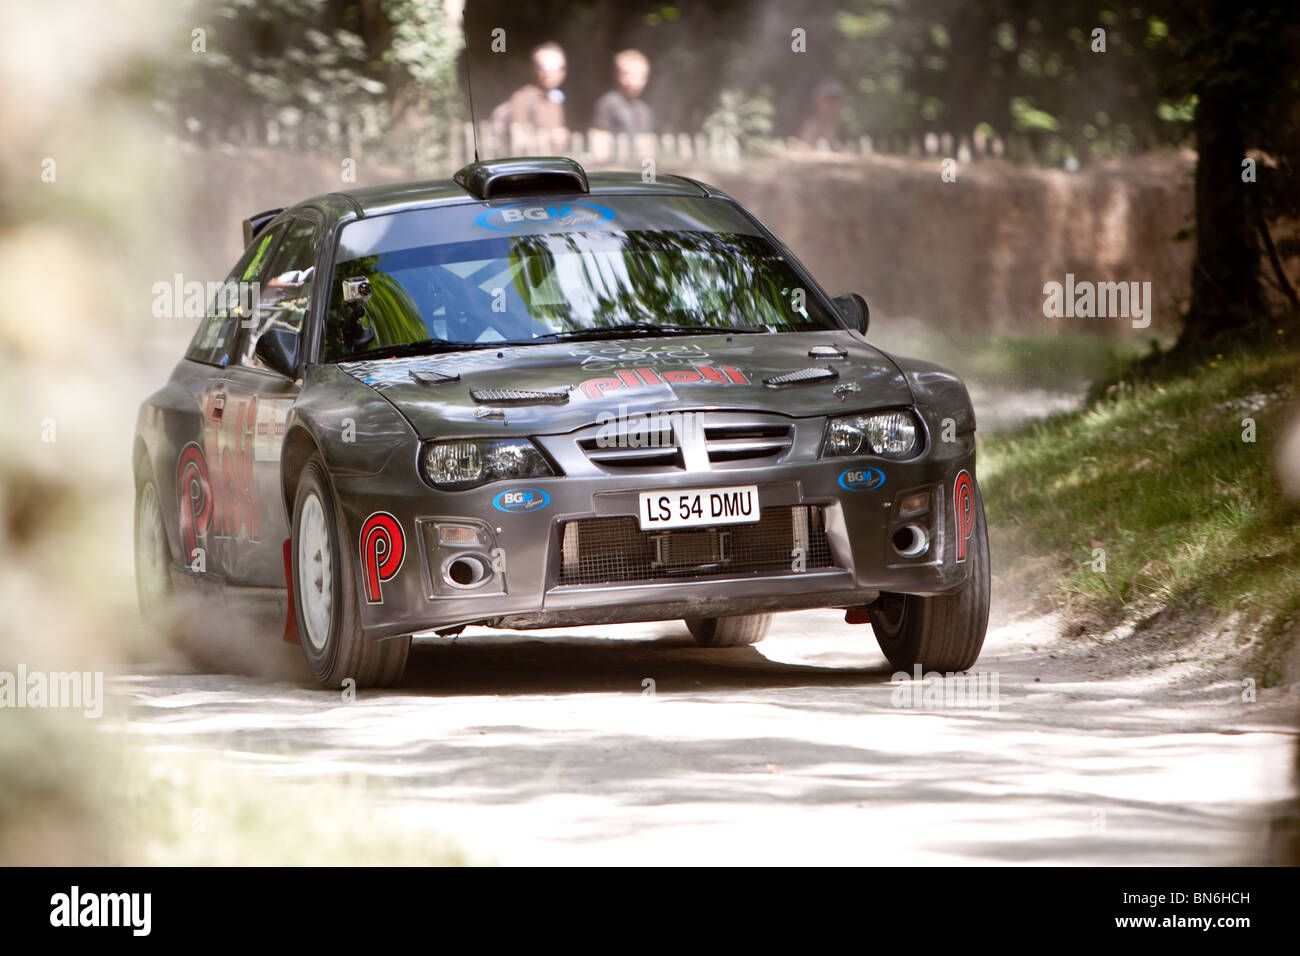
(334, 411, 978, 639)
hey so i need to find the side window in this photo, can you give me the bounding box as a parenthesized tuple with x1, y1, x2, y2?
(185, 226, 282, 367)
(238, 217, 319, 371)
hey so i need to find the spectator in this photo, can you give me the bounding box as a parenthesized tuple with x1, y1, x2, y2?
(592, 49, 654, 136)
(796, 78, 846, 150)
(490, 42, 569, 150)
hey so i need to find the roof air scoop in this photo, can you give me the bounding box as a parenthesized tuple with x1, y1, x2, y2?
(454, 157, 589, 200)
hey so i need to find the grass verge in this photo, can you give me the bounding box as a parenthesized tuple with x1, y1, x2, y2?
(980, 345, 1300, 684)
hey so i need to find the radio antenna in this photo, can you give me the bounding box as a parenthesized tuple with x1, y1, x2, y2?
(462, 22, 481, 163)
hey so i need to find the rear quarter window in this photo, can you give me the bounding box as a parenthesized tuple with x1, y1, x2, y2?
(185, 226, 282, 367)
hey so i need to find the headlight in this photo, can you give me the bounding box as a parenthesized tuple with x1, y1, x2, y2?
(422, 438, 557, 489)
(822, 410, 921, 459)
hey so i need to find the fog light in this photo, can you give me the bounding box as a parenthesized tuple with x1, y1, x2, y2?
(898, 491, 930, 517)
(891, 524, 930, 559)
(437, 524, 484, 547)
(444, 553, 492, 588)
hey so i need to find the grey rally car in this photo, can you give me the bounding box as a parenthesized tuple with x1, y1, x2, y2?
(134, 157, 990, 688)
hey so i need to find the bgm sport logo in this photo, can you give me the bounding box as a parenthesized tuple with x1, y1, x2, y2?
(359, 511, 405, 604)
(838, 466, 886, 491)
(476, 202, 616, 233)
(493, 488, 550, 513)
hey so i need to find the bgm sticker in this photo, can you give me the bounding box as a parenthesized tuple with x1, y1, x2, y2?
(837, 466, 886, 491)
(475, 201, 616, 233)
(492, 488, 550, 513)
(359, 511, 405, 603)
(953, 470, 974, 562)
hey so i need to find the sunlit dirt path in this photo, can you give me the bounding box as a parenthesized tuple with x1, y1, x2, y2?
(108, 605, 1297, 865)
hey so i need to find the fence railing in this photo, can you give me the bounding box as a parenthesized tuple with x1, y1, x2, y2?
(181, 109, 1036, 168)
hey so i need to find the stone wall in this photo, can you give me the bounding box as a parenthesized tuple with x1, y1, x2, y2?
(178, 148, 1195, 336)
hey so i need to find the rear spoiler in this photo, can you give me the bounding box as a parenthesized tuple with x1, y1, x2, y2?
(242, 208, 285, 247)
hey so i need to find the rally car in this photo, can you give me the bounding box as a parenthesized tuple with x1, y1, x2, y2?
(133, 156, 990, 688)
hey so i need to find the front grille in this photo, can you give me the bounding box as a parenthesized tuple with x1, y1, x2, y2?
(578, 426, 681, 469)
(557, 505, 833, 585)
(704, 423, 793, 464)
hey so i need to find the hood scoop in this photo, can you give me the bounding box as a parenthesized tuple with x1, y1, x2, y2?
(409, 369, 460, 386)
(470, 387, 570, 406)
(763, 366, 839, 387)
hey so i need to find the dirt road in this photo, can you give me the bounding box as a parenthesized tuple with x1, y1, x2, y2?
(109, 605, 1298, 865)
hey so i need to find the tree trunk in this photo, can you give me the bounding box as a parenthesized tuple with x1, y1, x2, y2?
(1181, 78, 1264, 345)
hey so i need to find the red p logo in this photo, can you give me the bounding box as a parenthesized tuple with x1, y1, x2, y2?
(177, 443, 212, 558)
(953, 470, 974, 563)
(359, 511, 405, 604)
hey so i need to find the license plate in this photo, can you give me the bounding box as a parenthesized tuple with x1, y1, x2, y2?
(638, 485, 760, 530)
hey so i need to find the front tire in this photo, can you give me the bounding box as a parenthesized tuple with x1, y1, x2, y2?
(292, 459, 409, 688)
(867, 486, 991, 672)
(686, 613, 773, 647)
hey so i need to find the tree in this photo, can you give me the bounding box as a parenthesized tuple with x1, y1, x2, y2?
(1168, 0, 1300, 348)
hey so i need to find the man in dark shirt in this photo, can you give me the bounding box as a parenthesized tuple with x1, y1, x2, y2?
(796, 78, 846, 150)
(592, 49, 654, 136)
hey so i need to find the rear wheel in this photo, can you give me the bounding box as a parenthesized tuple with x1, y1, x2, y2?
(134, 468, 172, 616)
(686, 613, 773, 647)
(867, 486, 991, 672)
(292, 459, 409, 688)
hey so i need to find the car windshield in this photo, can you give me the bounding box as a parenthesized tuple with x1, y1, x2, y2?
(322, 195, 838, 362)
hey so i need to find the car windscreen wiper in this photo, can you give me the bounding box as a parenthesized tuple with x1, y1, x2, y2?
(337, 338, 489, 362)
(543, 322, 767, 342)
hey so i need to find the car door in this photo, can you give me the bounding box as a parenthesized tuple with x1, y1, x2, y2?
(171, 223, 285, 582)
(218, 214, 322, 587)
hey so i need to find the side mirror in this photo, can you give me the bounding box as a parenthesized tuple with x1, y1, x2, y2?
(254, 328, 299, 378)
(831, 292, 870, 335)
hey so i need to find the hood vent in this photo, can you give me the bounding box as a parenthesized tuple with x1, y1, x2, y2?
(470, 387, 570, 406)
(409, 369, 460, 386)
(762, 366, 839, 387)
(808, 344, 848, 360)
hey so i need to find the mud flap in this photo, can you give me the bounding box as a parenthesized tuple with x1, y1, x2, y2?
(845, 607, 872, 625)
(282, 538, 301, 644)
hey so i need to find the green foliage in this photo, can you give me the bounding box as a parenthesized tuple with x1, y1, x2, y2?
(170, 0, 462, 160)
(702, 87, 775, 147)
(830, 0, 1181, 161)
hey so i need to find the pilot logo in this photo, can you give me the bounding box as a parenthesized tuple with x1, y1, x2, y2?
(476, 202, 616, 233)
(493, 488, 550, 513)
(954, 470, 974, 562)
(838, 467, 886, 491)
(579, 365, 748, 399)
(359, 512, 405, 604)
